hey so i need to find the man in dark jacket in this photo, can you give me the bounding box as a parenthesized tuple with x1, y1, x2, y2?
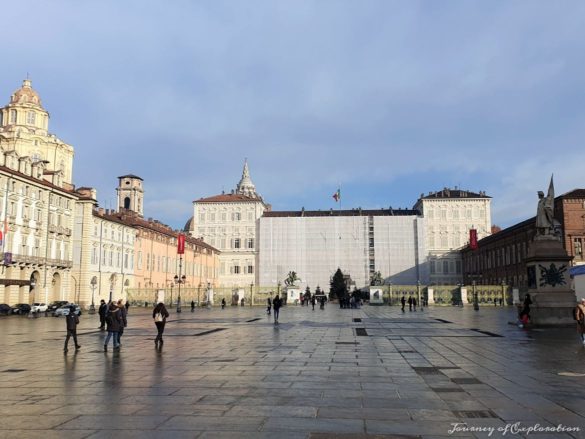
(98, 299, 107, 329)
(273, 295, 282, 324)
(104, 303, 122, 351)
(64, 306, 81, 353)
(117, 299, 128, 346)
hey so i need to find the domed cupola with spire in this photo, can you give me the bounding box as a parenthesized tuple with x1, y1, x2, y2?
(10, 79, 45, 109)
(0, 78, 74, 188)
(235, 159, 259, 198)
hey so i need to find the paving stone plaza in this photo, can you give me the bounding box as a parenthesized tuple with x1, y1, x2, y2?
(1, 304, 584, 439)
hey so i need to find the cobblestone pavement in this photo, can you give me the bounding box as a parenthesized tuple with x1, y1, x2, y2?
(1, 304, 584, 438)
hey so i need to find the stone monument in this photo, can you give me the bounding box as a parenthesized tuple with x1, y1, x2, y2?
(525, 176, 576, 325)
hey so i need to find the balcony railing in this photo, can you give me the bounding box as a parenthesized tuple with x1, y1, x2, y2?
(48, 225, 72, 236)
(0, 252, 73, 268)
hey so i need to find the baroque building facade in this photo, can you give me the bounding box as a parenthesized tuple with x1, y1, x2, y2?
(73, 187, 137, 308)
(0, 80, 78, 305)
(413, 189, 492, 285)
(0, 80, 74, 187)
(187, 161, 269, 288)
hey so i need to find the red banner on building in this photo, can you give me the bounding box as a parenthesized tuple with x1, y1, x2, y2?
(177, 233, 185, 255)
(469, 228, 478, 250)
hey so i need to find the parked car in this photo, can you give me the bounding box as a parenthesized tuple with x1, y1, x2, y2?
(31, 303, 48, 313)
(0, 304, 11, 315)
(10, 303, 31, 315)
(54, 304, 81, 317)
(47, 301, 69, 312)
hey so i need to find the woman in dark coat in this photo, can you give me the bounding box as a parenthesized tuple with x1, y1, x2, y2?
(153, 302, 170, 345)
(104, 303, 122, 351)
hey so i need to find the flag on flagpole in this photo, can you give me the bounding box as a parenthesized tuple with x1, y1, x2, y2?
(332, 188, 340, 202)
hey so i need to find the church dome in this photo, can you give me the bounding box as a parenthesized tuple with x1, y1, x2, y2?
(10, 79, 44, 108)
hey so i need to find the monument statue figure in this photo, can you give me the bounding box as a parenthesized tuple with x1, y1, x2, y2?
(536, 176, 555, 237)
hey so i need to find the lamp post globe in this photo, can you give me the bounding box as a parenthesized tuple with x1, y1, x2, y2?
(89, 277, 98, 314)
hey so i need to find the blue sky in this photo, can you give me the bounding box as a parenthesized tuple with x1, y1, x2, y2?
(2, 1, 584, 230)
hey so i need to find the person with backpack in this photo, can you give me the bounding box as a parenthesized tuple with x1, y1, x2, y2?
(64, 306, 81, 353)
(104, 302, 122, 351)
(575, 298, 585, 346)
(153, 302, 169, 345)
(273, 294, 282, 324)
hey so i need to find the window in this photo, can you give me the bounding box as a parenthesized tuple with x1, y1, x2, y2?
(443, 260, 449, 273)
(221, 212, 227, 221)
(232, 212, 241, 221)
(199, 213, 205, 222)
(455, 260, 462, 274)
(138, 251, 142, 269)
(452, 209, 459, 220)
(10, 109, 17, 123)
(247, 238, 254, 249)
(441, 210, 447, 220)
(124, 253, 129, 269)
(247, 265, 254, 274)
(231, 265, 240, 274)
(92, 248, 97, 264)
(210, 213, 216, 222)
(27, 111, 35, 125)
(430, 261, 436, 274)
(247, 212, 254, 221)
(233, 238, 241, 249)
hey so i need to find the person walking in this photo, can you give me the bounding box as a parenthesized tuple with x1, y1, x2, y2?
(273, 294, 282, 324)
(522, 293, 533, 322)
(153, 302, 170, 345)
(311, 295, 316, 311)
(191, 300, 195, 312)
(64, 306, 81, 353)
(116, 300, 128, 346)
(266, 297, 272, 315)
(407, 296, 413, 311)
(320, 296, 325, 310)
(125, 301, 130, 313)
(413, 297, 417, 311)
(575, 298, 585, 346)
(401, 296, 406, 312)
(221, 298, 226, 309)
(98, 299, 107, 330)
(104, 302, 122, 351)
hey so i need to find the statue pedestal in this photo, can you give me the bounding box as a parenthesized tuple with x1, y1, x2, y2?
(525, 236, 576, 326)
(284, 286, 300, 305)
(369, 287, 383, 305)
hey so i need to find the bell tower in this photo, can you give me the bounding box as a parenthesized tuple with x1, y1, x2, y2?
(117, 174, 144, 216)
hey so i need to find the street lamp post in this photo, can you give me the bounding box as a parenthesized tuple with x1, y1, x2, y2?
(89, 277, 97, 314)
(388, 281, 393, 306)
(501, 280, 506, 306)
(174, 274, 186, 313)
(416, 280, 421, 308)
(472, 280, 479, 311)
(109, 281, 113, 303)
(170, 282, 173, 307)
(198, 283, 202, 307)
